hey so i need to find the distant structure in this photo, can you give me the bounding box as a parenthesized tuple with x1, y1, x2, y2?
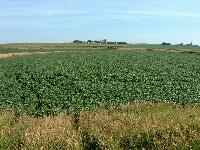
(100, 39, 107, 44)
(176, 43, 184, 46)
(73, 39, 128, 45)
(87, 39, 107, 44)
(185, 42, 193, 46)
(73, 40, 84, 44)
(161, 42, 171, 46)
(95, 40, 101, 44)
(87, 40, 92, 44)
(107, 41, 117, 45)
(117, 42, 127, 45)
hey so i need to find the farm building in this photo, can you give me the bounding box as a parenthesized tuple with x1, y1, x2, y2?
(117, 42, 127, 45)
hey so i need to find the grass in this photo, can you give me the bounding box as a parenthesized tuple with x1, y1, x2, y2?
(0, 110, 82, 149)
(0, 43, 200, 54)
(1, 102, 200, 149)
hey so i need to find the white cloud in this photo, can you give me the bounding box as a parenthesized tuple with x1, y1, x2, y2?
(1, 9, 200, 30)
(1, 5, 200, 21)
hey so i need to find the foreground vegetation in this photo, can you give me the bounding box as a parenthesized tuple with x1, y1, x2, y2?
(1, 102, 200, 149)
(1, 45, 200, 149)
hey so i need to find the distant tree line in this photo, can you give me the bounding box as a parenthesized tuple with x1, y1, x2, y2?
(161, 42, 194, 46)
(73, 39, 127, 45)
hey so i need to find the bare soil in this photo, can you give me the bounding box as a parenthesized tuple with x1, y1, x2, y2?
(0, 52, 49, 59)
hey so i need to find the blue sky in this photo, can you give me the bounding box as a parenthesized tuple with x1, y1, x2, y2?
(0, 0, 200, 44)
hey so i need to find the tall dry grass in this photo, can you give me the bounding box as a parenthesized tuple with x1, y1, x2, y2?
(1, 102, 200, 149)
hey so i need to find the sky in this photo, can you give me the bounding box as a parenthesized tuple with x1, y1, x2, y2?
(0, 0, 200, 44)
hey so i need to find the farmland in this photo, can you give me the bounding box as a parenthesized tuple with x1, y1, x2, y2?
(1, 44, 200, 149)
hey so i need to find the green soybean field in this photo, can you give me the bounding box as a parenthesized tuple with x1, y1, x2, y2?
(0, 50, 200, 117)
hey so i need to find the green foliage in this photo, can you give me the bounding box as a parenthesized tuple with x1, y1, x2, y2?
(190, 141, 200, 150)
(0, 51, 200, 116)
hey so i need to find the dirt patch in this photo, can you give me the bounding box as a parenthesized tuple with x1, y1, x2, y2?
(0, 52, 49, 59)
(0, 51, 91, 59)
(54, 50, 82, 53)
(117, 47, 148, 51)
